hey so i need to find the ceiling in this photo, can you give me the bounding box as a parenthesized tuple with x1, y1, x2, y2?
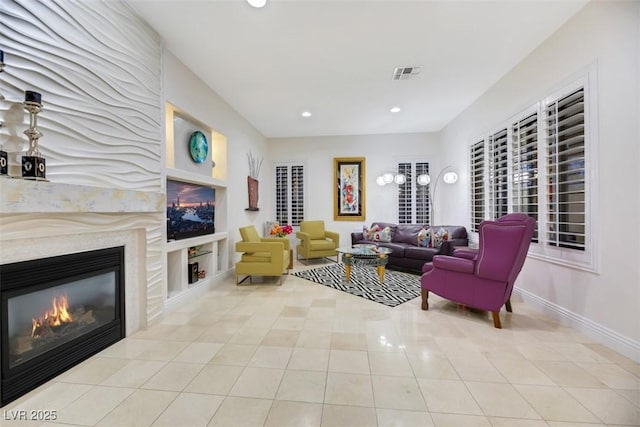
(128, 0, 588, 138)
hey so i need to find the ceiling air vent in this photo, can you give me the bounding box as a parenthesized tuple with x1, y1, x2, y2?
(392, 66, 423, 81)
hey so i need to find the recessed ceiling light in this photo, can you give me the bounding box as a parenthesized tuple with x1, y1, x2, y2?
(301, 111, 312, 118)
(247, 0, 267, 8)
(390, 107, 401, 113)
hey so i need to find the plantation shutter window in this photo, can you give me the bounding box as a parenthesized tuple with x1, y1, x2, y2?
(397, 162, 412, 224)
(489, 128, 508, 219)
(511, 113, 539, 242)
(290, 165, 304, 226)
(275, 163, 305, 227)
(470, 140, 485, 232)
(275, 166, 289, 225)
(467, 78, 593, 270)
(415, 162, 430, 225)
(397, 161, 430, 225)
(545, 88, 585, 251)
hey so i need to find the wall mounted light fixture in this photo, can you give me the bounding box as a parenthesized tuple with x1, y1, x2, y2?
(247, 0, 267, 8)
(376, 171, 430, 187)
(376, 166, 458, 222)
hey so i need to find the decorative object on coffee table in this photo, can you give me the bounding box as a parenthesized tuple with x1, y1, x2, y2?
(22, 90, 47, 181)
(246, 152, 262, 211)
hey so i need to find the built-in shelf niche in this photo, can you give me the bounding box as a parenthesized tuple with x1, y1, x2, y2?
(162, 102, 228, 310)
(164, 102, 227, 183)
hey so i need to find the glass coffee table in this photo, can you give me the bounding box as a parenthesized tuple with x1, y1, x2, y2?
(336, 244, 393, 283)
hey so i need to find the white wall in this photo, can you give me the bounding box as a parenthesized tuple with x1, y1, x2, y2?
(439, 1, 640, 359)
(268, 132, 441, 245)
(162, 50, 270, 268)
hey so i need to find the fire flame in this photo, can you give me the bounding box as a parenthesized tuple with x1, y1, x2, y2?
(31, 294, 73, 338)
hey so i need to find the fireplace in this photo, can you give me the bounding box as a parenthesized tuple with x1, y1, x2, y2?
(1, 247, 125, 406)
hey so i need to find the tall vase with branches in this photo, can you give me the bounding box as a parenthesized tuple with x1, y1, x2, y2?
(246, 152, 263, 210)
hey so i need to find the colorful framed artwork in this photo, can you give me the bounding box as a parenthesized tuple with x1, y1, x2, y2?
(334, 157, 366, 221)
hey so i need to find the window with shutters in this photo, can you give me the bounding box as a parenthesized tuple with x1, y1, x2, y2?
(544, 87, 585, 252)
(467, 78, 594, 271)
(489, 128, 509, 220)
(511, 111, 539, 242)
(275, 163, 305, 226)
(470, 141, 485, 233)
(397, 161, 430, 224)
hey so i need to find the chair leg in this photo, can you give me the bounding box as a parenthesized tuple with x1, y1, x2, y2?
(492, 311, 502, 329)
(505, 299, 513, 313)
(421, 290, 429, 311)
(236, 275, 250, 285)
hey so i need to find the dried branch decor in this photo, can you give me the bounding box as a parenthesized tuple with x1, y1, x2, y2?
(247, 152, 263, 179)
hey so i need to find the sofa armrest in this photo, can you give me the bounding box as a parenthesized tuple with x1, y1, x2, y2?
(453, 248, 477, 260)
(432, 255, 475, 274)
(438, 238, 469, 256)
(261, 237, 290, 250)
(351, 232, 364, 245)
(325, 230, 340, 247)
(296, 231, 310, 245)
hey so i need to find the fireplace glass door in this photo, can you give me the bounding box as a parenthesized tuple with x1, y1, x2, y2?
(1, 246, 125, 407)
(7, 272, 117, 369)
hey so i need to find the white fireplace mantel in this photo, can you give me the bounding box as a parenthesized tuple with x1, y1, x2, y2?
(0, 178, 166, 333)
(0, 179, 164, 214)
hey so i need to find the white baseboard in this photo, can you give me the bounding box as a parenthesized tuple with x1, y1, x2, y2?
(514, 287, 640, 363)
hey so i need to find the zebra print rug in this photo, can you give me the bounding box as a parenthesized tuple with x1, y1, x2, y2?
(292, 263, 421, 307)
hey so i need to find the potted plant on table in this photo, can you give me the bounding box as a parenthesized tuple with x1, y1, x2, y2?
(269, 224, 293, 238)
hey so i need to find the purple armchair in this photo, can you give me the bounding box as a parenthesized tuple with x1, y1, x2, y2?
(420, 213, 535, 328)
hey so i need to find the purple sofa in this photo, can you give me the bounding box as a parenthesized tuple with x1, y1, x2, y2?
(420, 213, 536, 328)
(351, 222, 468, 273)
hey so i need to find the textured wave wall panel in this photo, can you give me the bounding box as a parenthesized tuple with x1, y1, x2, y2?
(0, 0, 162, 192)
(0, 0, 165, 325)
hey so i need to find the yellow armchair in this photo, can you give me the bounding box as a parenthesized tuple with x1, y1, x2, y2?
(235, 225, 290, 285)
(295, 220, 339, 264)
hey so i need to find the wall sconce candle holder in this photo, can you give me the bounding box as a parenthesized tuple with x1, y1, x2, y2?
(0, 121, 7, 177)
(0, 50, 9, 176)
(22, 92, 47, 181)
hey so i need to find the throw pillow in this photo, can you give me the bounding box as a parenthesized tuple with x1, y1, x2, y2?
(377, 226, 392, 242)
(363, 224, 380, 241)
(417, 227, 431, 247)
(363, 225, 392, 242)
(432, 227, 450, 248)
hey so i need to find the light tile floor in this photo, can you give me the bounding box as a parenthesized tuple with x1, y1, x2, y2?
(3, 260, 639, 427)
